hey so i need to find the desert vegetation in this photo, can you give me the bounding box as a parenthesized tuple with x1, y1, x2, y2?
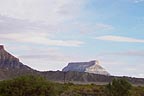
(0, 75, 143, 96)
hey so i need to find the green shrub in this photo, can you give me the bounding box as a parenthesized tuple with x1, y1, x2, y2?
(0, 75, 56, 96)
(105, 78, 132, 96)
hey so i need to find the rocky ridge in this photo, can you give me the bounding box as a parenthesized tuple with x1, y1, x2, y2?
(0, 45, 31, 70)
(0, 45, 37, 80)
(62, 60, 110, 76)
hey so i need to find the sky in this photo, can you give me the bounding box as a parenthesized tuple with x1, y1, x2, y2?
(0, 0, 144, 78)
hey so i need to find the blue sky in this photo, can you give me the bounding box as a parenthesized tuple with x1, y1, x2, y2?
(0, 0, 144, 77)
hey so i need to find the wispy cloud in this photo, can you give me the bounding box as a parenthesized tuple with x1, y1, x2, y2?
(0, 15, 39, 33)
(100, 50, 144, 57)
(95, 35, 144, 43)
(95, 23, 114, 31)
(0, 15, 84, 47)
(18, 48, 89, 71)
(19, 49, 69, 71)
(0, 32, 84, 47)
(133, 0, 144, 3)
(114, 50, 144, 57)
(70, 22, 114, 34)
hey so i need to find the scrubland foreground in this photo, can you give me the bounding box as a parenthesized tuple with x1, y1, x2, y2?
(0, 75, 143, 96)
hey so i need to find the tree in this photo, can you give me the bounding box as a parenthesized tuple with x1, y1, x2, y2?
(105, 78, 132, 96)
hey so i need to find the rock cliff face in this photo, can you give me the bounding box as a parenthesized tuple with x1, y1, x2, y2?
(0, 45, 31, 70)
(62, 60, 110, 76)
(0, 45, 36, 80)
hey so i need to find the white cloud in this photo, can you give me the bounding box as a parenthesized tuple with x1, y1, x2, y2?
(0, 0, 86, 24)
(0, 32, 84, 47)
(95, 35, 144, 43)
(0, 1, 114, 36)
(0, 0, 113, 34)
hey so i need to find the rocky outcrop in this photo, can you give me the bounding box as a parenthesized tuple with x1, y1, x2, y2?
(0, 45, 37, 80)
(0, 45, 31, 70)
(62, 60, 110, 76)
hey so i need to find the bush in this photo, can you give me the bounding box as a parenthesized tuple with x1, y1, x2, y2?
(0, 75, 56, 96)
(105, 78, 132, 96)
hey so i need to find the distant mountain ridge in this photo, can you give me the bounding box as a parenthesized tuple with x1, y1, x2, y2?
(62, 60, 110, 76)
(0, 45, 144, 85)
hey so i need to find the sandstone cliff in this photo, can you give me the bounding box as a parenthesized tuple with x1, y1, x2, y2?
(62, 60, 110, 76)
(0, 45, 31, 70)
(0, 45, 37, 80)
